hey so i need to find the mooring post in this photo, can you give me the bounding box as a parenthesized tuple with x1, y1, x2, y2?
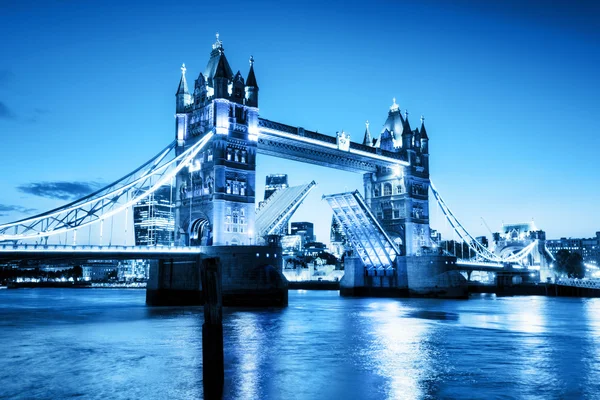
(201, 256, 224, 399)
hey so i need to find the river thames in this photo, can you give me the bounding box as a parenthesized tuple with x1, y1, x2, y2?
(1, 289, 599, 399)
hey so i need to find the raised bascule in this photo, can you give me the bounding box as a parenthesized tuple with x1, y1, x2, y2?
(0, 35, 554, 305)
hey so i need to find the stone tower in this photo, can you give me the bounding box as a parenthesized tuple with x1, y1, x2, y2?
(362, 99, 431, 256)
(174, 34, 259, 246)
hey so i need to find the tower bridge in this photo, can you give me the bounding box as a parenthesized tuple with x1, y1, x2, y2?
(0, 34, 556, 304)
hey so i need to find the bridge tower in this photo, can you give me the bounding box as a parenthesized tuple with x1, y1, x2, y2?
(174, 34, 259, 246)
(362, 100, 431, 256)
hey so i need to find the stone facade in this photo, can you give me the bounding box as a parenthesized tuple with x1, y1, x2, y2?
(174, 36, 259, 247)
(362, 104, 431, 256)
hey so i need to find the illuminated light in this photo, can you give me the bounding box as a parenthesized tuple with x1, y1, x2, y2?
(248, 125, 259, 136)
(216, 126, 228, 135)
(0, 131, 214, 241)
(392, 166, 401, 177)
(248, 134, 258, 142)
(0, 244, 203, 254)
(188, 159, 201, 173)
(259, 127, 409, 166)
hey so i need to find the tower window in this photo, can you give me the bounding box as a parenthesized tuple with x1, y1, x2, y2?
(384, 183, 392, 196)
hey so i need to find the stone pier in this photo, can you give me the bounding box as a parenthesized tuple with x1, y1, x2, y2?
(146, 245, 288, 307)
(340, 254, 467, 299)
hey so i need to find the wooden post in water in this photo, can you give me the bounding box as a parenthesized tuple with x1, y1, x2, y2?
(201, 256, 224, 399)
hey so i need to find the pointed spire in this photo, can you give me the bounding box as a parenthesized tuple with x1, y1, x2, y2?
(403, 111, 411, 133)
(212, 32, 223, 50)
(213, 56, 230, 79)
(176, 63, 190, 95)
(195, 72, 206, 89)
(246, 55, 258, 88)
(420, 115, 428, 139)
(233, 70, 244, 84)
(362, 120, 372, 146)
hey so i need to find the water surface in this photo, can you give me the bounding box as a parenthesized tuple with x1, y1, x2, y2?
(1, 289, 599, 399)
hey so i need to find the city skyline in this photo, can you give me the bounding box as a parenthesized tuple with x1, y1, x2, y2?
(1, 1, 599, 245)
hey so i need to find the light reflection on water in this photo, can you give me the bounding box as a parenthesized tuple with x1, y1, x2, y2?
(1, 289, 600, 399)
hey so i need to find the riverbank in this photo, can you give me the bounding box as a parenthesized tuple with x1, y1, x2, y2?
(469, 282, 600, 298)
(7, 282, 146, 289)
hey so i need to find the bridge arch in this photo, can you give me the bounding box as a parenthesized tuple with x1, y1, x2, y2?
(189, 218, 211, 246)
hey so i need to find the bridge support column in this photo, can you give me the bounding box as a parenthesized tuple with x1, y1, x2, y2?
(201, 257, 224, 399)
(146, 245, 288, 307)
(340, 255, 409, 297)
(146, 258, 202, 306)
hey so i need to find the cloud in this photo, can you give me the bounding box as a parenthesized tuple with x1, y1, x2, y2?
(0, 101, 16, 120)
(0, 204, 37, 215)
(17, 181, 103, 201)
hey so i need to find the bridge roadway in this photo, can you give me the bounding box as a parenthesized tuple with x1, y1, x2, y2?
(0, 244, 201, 262)
(455, 260, 536, 275)
(257, 118, 409, 173)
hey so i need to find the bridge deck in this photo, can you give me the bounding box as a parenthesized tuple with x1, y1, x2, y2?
(0, 244, 202, 261)
(258, 118, 409, 173)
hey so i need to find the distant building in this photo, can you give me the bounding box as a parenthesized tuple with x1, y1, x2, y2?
(264, 174, 288, 201)
(475, 236, 489, 248)
(81, 259, 150, 281)
(133, 186, 175, 246)
(304, 241, 327, 257)
(291, 222, 315, 248)
(281, 235, 302, 255)
(81, 260, 119, 281)
(498, 222, 539, 242)
(329, 216, 347, 257)
(117, 260, 150, 281)
(546, 232, 600, 266)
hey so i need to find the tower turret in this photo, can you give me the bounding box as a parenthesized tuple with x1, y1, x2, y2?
(245, 56, 259, 107)
(401, 111, 413, 149)
(175, 63, 192, 113)
(194, 72, 207, 106)
(381, 97, 405, 145)
(213, 54, 230, 99)
(362, 120, 373, 146)
(232, 71, 245, 104)
(420, 115, 429, 154)
(413, 127, 421, 151)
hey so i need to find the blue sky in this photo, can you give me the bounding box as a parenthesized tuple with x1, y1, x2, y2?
(0, 0, 599, 244)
